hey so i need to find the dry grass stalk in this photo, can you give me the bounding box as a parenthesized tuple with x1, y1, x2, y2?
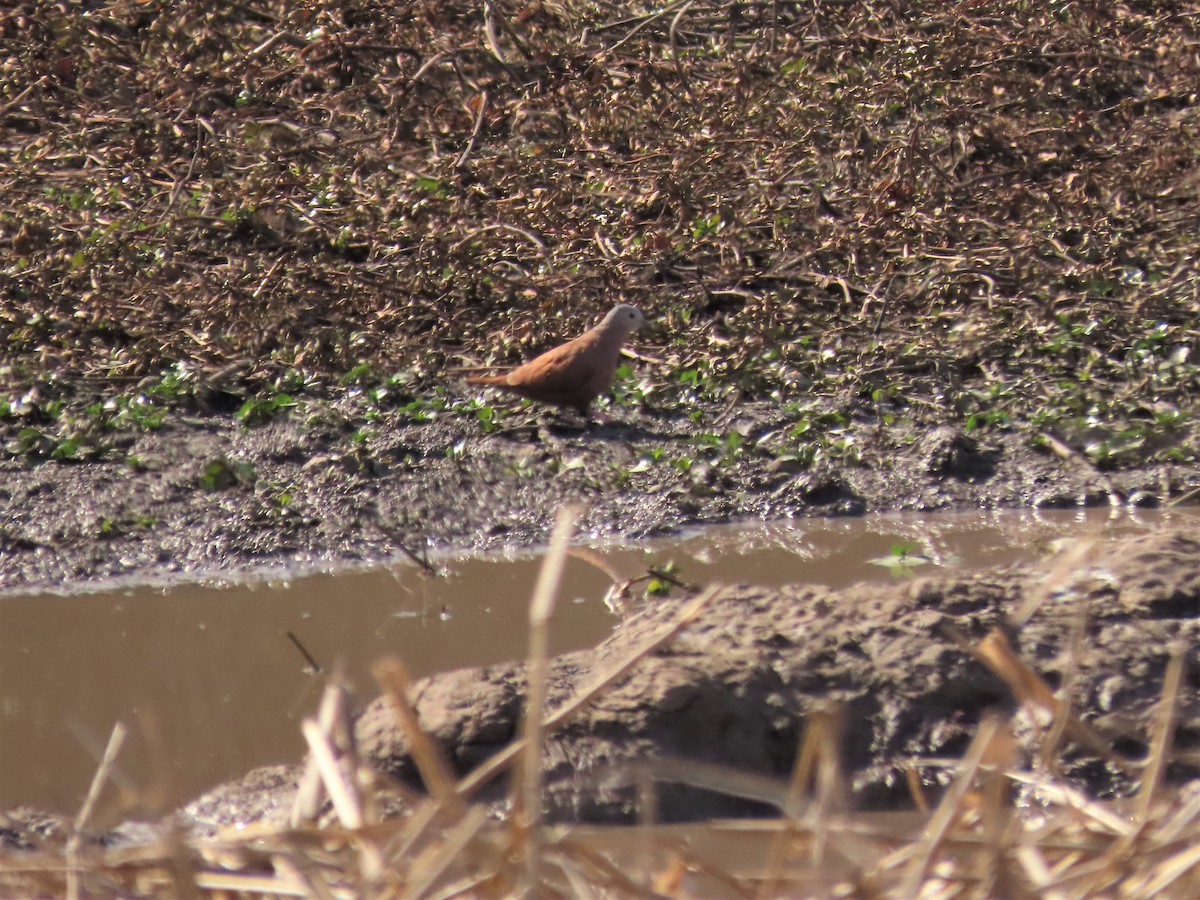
(555, 853, 601, 898)
(1011, 537, 1101, 626)
(1152, 785, 1200, 847)
(421, 870, 494, 900)
(1004, 770, 1137, 837)
(1066, 642, 1189, 896)
(906, 765, 931, 814)
(294, 678, 392, 886)
(385, 798, 451, 874)
(292, 680, 354, 826)
(403, 806, 489, 899)
(618, 757, 792, 811)
(809, 705, 847, 867)
(1137, 841, 1200, 896)
(635, 764, 658, 884)
(896, 714, 1006, 896)
(271, 852, 343, 900)
(5, 695, 1200, 897)
(190, 868, 340, 897)
(666, 846, 756, 899)
(977, 725, 1019, 897)
(454, 583, 725, 804)
(551, 836, 665, 899)
(301, 718, 365, 831)
(67, 720, 127, 900)
(950, 623, 1133, 771)
(1038, 605, 1089, 772)
(373, 659, 464, 817)
(1135, 643, 1186, 825)
(759, 702, 842, 898)
(515, 503, 581, 893)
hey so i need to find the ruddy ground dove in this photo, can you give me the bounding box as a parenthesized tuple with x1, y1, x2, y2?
(466, 304, 645, 416)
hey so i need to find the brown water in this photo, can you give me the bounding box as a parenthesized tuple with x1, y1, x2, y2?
(0, 507, 1194, 817)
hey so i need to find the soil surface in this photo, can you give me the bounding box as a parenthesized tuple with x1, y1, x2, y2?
(0, 397, 1184, 594)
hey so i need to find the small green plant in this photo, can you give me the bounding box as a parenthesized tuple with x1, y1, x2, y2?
(397, 397, 434, 423)
(675, 366, 706, 390)
(474, 404, 504, 434)
(198, 455, 256, 490)
(258, 481, 299, 517)
(94, 395, 167, 431)
(691, 212, 724, 239)
(96, 514, 156, 537)
(268, 482, 296, 507)
(822, 435, 861, 465)
(671, 455, 696, 474)
(961, 382, 1015, 432)
(787, 409, 847, 439)
(646, 560, 682, 596)
(693, 430, 746, 467)
(145, 364, 197, 403)
(870, 385, 903, 426)
(275, 369, 319, 395)
(964, 409, 1012, 432)
(237, 393, 297, 426)
(337, 429, 387, 473)
(415, 176, 449, 197)
(868, 542, 931, 576)
(5, 426, 92, 463)
(352, 371, 437, 422)
(628, 447, 666, 473)
(777, 406, 868, 467)
(50, 434, 84, 460)
(340, 362, 375, 385)
(608, 363, 650, 407)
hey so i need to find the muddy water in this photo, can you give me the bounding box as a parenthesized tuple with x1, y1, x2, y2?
(0, 507, 1194, 817)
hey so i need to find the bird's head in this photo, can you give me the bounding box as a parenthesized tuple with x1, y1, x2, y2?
(601, 304, 646, 335)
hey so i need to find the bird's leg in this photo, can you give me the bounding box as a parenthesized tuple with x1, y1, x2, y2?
(540, 408, 590, 432)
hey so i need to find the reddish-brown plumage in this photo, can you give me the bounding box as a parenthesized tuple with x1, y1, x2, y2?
(466, 304, 645, 415)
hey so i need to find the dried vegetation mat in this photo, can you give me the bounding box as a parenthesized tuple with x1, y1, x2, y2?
(3, 513, 1200, 898)
(2, 0, 1200, 473)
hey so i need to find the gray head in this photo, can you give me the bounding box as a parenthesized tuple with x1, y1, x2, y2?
(599, 304, 645, 335)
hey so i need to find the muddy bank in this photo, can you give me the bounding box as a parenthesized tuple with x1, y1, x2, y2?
(0, 394, 1189, 595)
(167, 528, 1200, 837)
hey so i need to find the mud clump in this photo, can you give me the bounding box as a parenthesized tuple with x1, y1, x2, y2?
(178, 529, 1200, 834)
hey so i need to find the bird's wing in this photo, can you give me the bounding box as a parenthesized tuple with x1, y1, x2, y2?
(507, 338, 595, 396)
